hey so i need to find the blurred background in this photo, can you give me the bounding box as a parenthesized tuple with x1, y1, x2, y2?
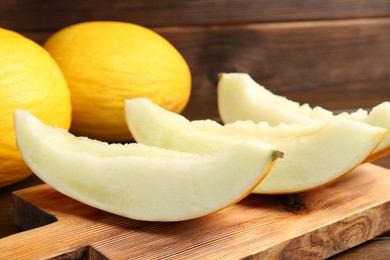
(1, 0, 390, 120)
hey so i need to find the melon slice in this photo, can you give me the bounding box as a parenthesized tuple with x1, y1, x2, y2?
(14, 110, 280, 221)
(125, 98, 385, 194)
(217, 73, 390, 161)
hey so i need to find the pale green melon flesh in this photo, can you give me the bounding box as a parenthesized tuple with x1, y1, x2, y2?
(217, 73, 390, 157)
(126, 98, 385, 194)
(14, 110, 278, 221)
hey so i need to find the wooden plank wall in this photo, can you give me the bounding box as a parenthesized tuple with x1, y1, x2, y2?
(1, 0, 390, 119)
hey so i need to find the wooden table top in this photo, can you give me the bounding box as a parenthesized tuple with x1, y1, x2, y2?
(1, 156, 389, 259)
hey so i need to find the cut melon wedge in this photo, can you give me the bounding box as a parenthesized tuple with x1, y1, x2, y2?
(14, 110, 280, 221)
(217, 73, 390, 161)
(125, 98, 386, 194)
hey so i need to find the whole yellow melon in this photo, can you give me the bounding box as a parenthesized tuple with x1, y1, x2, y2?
(0, 28, 71, 188)
(44, 21, 191, 142)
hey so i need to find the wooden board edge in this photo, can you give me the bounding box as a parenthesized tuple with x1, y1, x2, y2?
(250, 201, 390, 259)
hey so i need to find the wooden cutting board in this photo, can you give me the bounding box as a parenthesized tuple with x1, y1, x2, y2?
(0, 163, 389, 259)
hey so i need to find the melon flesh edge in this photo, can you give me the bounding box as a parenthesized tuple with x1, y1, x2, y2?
(125, 98, 385, 194)
(360, 102, 390, 152)
(217, 73, 390, 157)
(14, 110, 278, 221)
(217, 73, 323, 125)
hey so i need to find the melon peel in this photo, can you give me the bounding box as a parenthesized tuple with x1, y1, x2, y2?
(125, 98, 386, 194)
(0, 27, 71, 188)
(14, 110, 281, 221)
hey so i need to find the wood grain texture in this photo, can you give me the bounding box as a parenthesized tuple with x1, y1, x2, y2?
(3, 3, 390, 120)
(1, 1, 390, 258)
(170, 19, 390, 119)
(0, 163, 389, 259)
(330, 238, 390, 259)
(2, 0, 390, 30)
(18, 18, 390, 120)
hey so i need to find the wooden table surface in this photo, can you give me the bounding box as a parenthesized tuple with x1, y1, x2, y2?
(1, 156, 389, 259)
